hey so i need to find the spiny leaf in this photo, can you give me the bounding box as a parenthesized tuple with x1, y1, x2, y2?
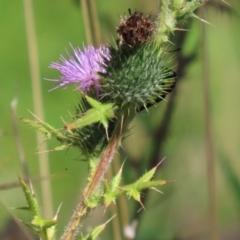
(123, 179, 168, 193)
(135, 180, 168, 191)
(103, 163, 123, 207)
(32, 217, 58, 230)
(18, 177, 59, 239)
(81, 216, 115, 240)
(46, 203, 62, 240)
(64, 96, 116, 134)
(24, 217, 57, 233)
(102, 161, 169, 207)
(85, 192, 102, 209)
(21, 117, 68, 142)
(24, 219, 57, 240)
(21, 118, 52, 139)
(124, 186, 141, 202)
(176, 0, 206, 20)
(47, 143, 73, 152)
(17, 177, 41, 217)
(135, 160, 163, 184)
(110, 162, 123, 190)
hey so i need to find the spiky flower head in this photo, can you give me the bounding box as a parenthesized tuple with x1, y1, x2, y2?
(49, 45, 110, 92)
(100, 10, 176, 111)
(117, 9, 155, 46)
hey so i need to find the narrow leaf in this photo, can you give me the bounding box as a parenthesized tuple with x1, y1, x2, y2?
(103, 163, 123, 207)
(18, 177, 41, 217)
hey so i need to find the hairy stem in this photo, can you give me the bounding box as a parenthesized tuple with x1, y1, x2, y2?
(61, 113, 130, 240)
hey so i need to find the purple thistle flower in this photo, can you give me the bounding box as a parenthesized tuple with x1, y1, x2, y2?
(48, 44, 110, 92)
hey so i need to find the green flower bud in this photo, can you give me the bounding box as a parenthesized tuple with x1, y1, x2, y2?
(101, 43, 176, 111)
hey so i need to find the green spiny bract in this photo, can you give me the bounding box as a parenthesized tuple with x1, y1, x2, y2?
(100, 43, 176, 111)
(67, 95, 117, 158)
(71, 120, 116, 158)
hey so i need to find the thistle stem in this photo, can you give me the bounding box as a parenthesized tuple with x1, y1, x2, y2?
(61, 113, 130, 240)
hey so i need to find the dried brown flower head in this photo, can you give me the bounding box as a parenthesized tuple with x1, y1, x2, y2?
(116, 9, 155, 46)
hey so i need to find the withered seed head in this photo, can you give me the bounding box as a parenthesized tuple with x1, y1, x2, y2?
(116, 9, 155, 47)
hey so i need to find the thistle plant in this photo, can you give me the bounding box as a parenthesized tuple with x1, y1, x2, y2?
(19, 1, 208, 239)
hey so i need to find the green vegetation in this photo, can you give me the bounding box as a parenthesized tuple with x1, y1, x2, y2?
(0, 1, 240, 239)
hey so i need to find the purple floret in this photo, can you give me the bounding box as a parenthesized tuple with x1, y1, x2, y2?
(48, 44, 110, 92)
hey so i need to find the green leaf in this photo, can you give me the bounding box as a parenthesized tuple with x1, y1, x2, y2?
(102, 162, 169, 208)
(103, 164, 123, 207)
(136, 180, 168, 191)
(124, 186, 141, 202)
(65, 96, 116, 135)
(21, 117, 68, 142)
(81, 216, 114, 240)
(219, 152, 240, 203)
(110, 163, 123, 190)
(17, 177, 41, 217)
(48, 143, 72, 152)
(24, 217, 57, 232)
(133, 161, 163, 186)
(18, 177, 58, 240)
(85, 192, 102, 209)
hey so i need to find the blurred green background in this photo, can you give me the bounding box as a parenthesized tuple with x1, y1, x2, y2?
(0, 0, 240, 239)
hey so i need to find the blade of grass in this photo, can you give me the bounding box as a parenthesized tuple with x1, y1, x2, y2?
(22, 0, 53, 221)
(200, 7, 219, 240)
(218, 152, 240, 207)
(11, 96, 30, 178)
(80, 0, 93, 45)
(88, 0, 101, 46)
